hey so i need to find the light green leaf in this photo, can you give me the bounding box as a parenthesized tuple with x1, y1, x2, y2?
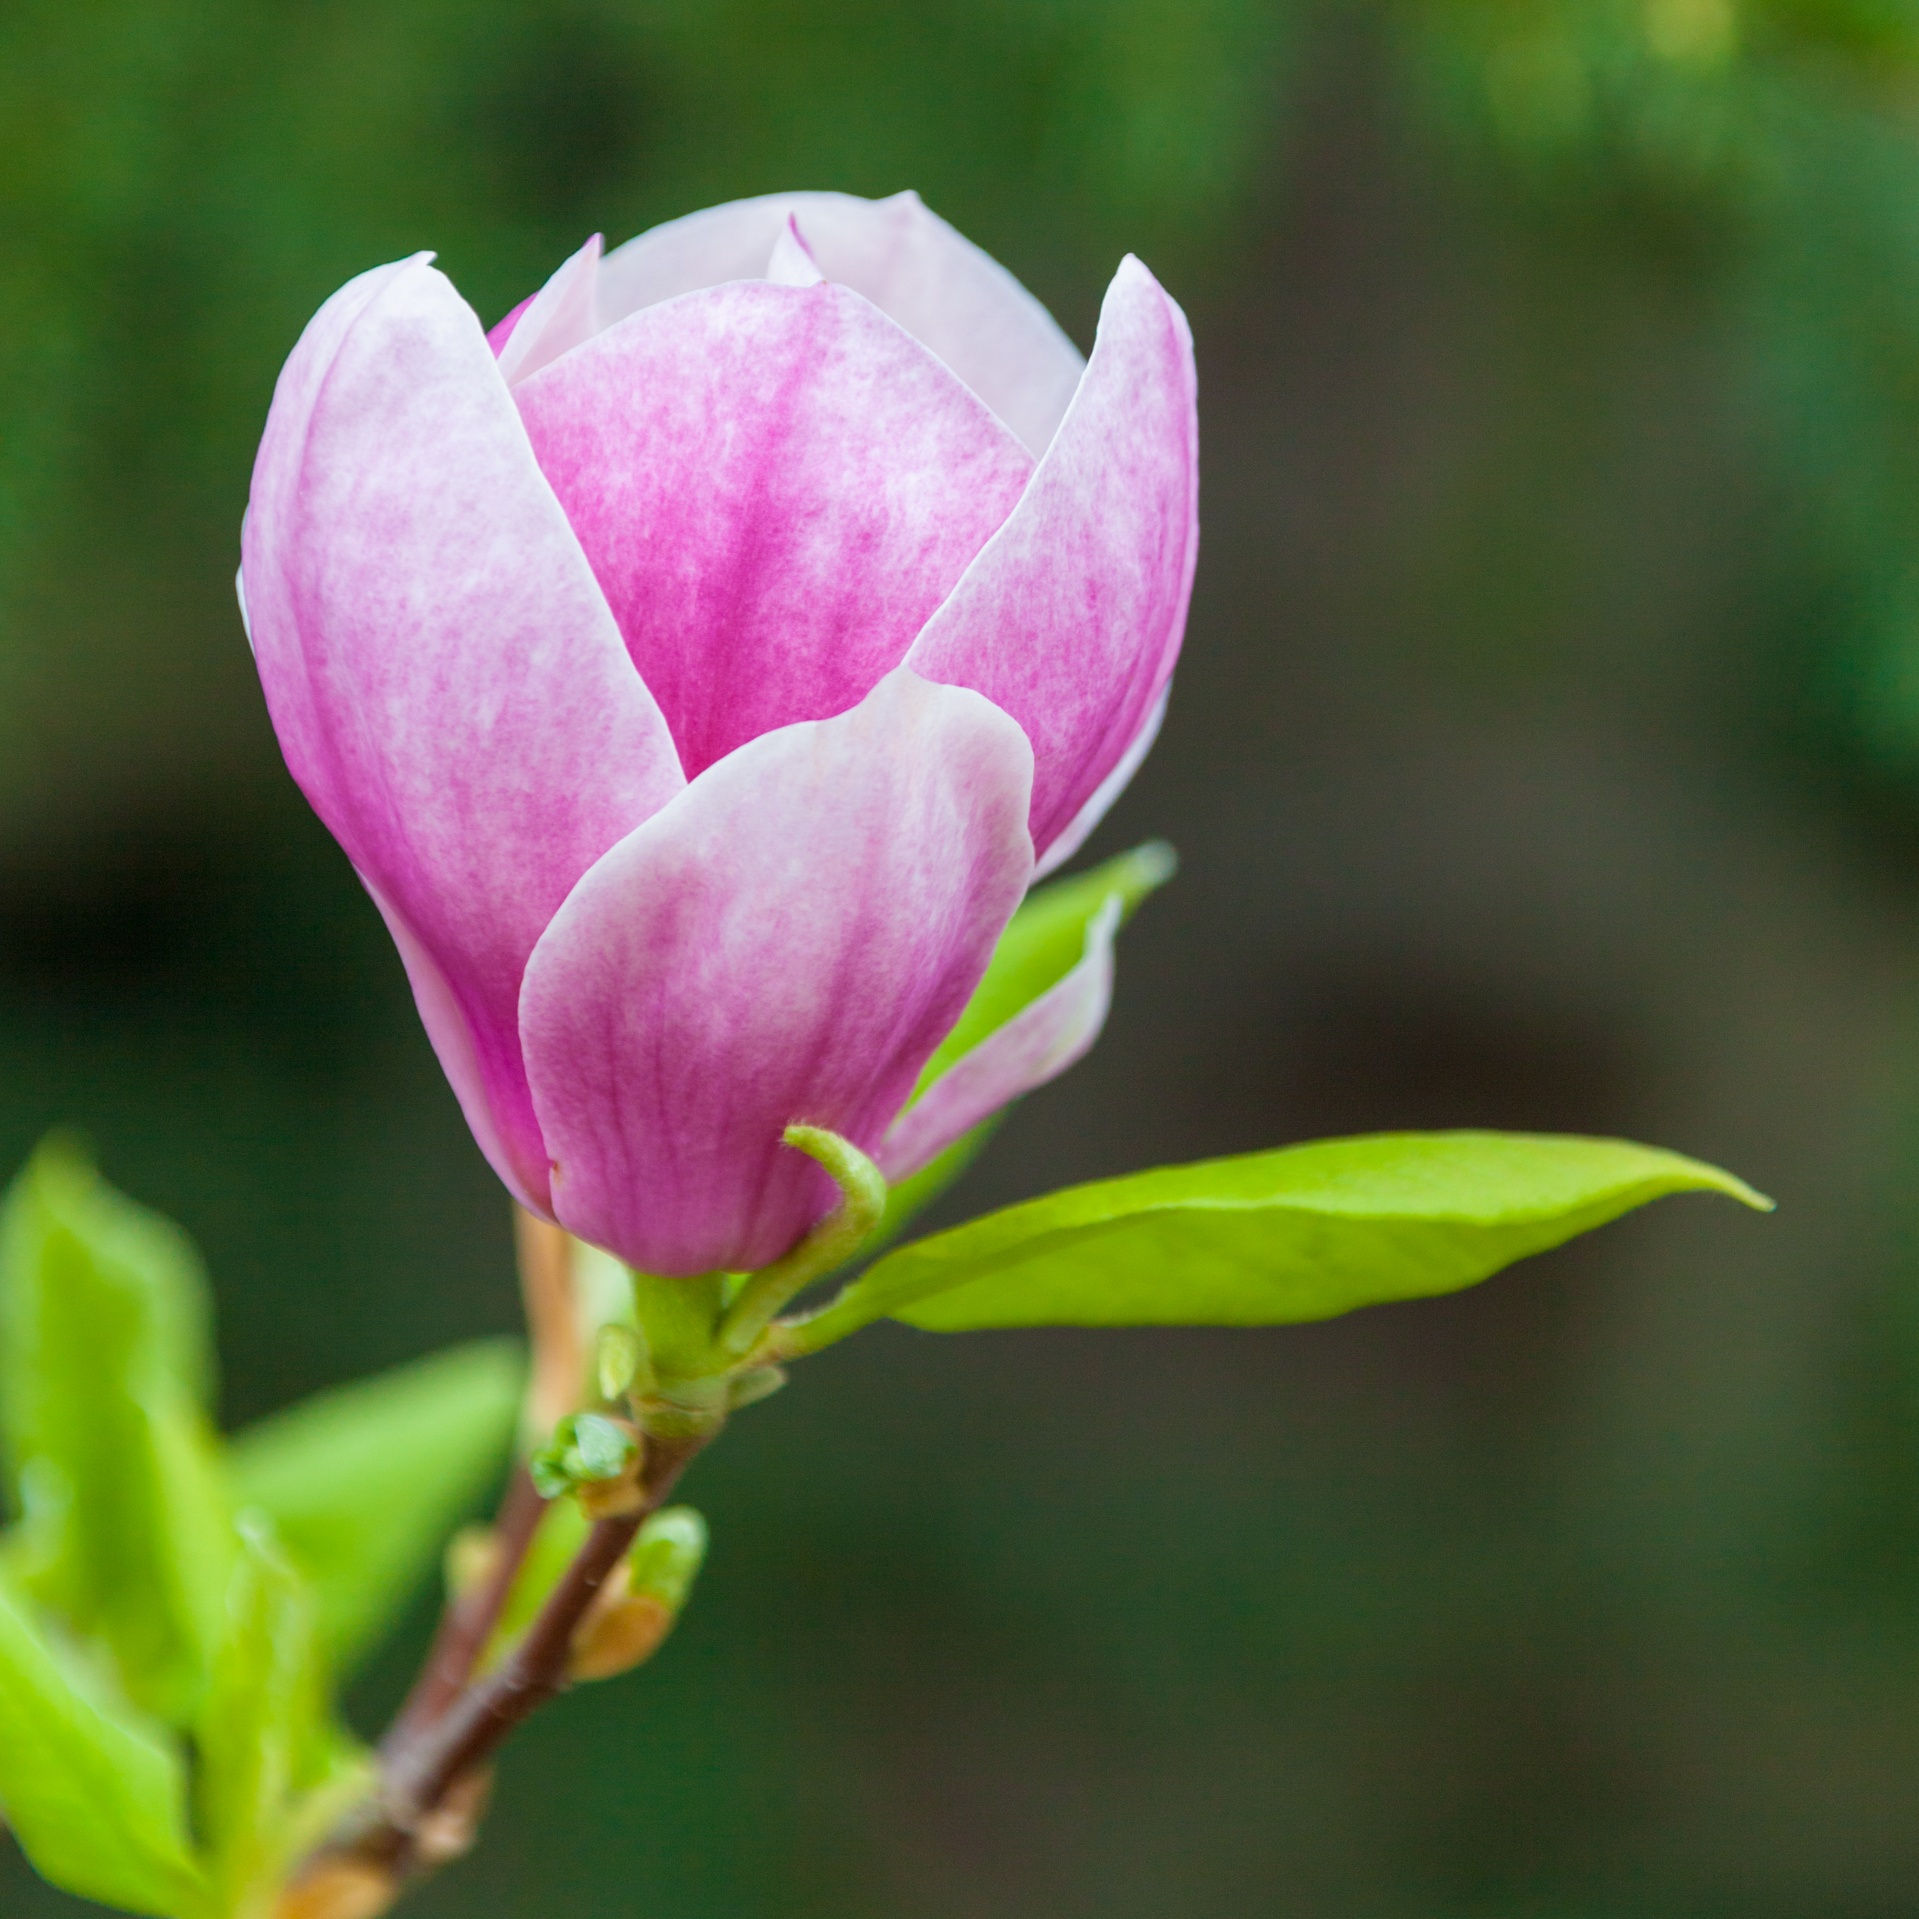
(0, 1573, 208, 1918)
(867, 1125, 997, 1257)
(229, 1340, 522, 1675)
(924, 840, 1175, 1084)
(482, 1494, 589, 1668)
(872, 842, 1177, 1251)
(0, 1141, 234, 1722)
(788, 1132, 1770, 1347)
(194, 1523, 330, 1919)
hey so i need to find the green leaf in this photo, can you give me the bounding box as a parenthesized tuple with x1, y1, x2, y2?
(866, 1126, 998, 1260)
(789, 1132, 1770, 1347)
(0, 1141, 234, 1722)
(924, 840, 1175, 1084)
(0, 1572, 208, 1918)
(871, 842, 1178, 1252)
(194, 1522, 331, 1919)
(482, 1494, 589, 1667)
(228, 1340, 522, 1675)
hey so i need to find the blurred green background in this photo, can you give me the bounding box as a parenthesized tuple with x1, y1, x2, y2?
(6, 0, 1919, 1911)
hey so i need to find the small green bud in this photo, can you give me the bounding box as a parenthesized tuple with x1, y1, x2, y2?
(443, 1523, 497, 1601)
(596, 1323, 646, 1402)
(629, 1506, 708, 1614)
(727, 1365, 787, 1410)
(528, 1411, 639, 1499)
(567, 1506, 709, 1681)
(569, 1413, 636, 1478)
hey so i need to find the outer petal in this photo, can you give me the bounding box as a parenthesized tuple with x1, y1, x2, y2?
(242, 256, 684, 1209)
(364, 880, 524, 1198)
(492, 233, 603, 386)
(597, 190, 1085, 455)
(519, 669, 1036, 1276)
(906, 256, 1197, 864)
(878, 897, 1120, 1181)
(1032, 686, 1168, 881)
(515, 280, 1034, 779)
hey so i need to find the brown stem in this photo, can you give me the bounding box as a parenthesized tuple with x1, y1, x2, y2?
(377, 1203, 587, 1755)
(514, 1207, 584, 1437)
(285, 1430, 706, 1904)
(379, 1463, 548, 1758)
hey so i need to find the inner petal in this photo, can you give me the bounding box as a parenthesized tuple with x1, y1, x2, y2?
(514, 279, 1035, 777)
(597, 191, 1085, 455)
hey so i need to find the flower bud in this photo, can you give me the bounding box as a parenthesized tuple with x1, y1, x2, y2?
(242, 194, 1196, 1281)
(568, 1506, 707, 1682)
(443, 1524, 498, 1602)
(528, 1411, 639, 1503)
(595, 1322, 646, 1402)
(273, 1861, 395, 1919)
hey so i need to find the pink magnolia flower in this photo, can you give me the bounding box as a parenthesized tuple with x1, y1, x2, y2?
(240, 190, 1197, 1277)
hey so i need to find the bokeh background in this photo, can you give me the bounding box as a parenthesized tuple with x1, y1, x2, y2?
(6, 0, 1919, 1911)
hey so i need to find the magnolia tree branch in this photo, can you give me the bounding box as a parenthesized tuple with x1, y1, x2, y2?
(375, 1207, 584, 1763)
(281, 1431, 707, 1916)
(379, 1462, 548, 1759)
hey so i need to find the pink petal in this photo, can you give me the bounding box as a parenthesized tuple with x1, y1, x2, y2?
(878, 896, 1120, 1181)
(493, 233, 603, 387)
(1032, 685, 1168, 881)
(519, 668, 1036, 1276)
(515, 279, 1034, 780)
(242, 256, 684, 1210)
(364, 879, 530, 1207)
(486, 292, 534, 356)
(906, 255, 1198, 865)
(597, 190, 1085, 455)
(765, 215, 823, 287)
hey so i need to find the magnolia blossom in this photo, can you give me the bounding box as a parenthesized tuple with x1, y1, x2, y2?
(240, 190, 1197, 1276)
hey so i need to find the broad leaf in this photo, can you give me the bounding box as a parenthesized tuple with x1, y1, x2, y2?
(869, 1126, 997, 1255)
(921, 840, 1174, 1083)
(789, 1132, 1769, 1348)
(0, 1573, 207, 1918)
(229, 1340, 522, 1674)
(872, 842, 1176, 1250)
(194, 1524, 332, 1918)
(0, 1141, 234, 1722)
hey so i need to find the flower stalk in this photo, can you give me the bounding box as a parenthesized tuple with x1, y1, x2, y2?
(279, 1427, 708, 1916)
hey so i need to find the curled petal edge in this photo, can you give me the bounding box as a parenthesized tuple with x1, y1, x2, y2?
(878, 895, 1121, 1182)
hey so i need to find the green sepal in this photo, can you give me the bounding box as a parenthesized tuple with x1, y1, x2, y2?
(194, 1521, 345, 1919)
(228, 1340, 522, 1676)
(0, 1570, 209, 1918)
(786, 1132, 1770, 1348)
(873, 843, 1175, 1248)
(0, 1139, 234, 1722)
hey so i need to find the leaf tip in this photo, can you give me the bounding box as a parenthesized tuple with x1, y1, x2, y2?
(1129, 838, 1179, 891)
(1710, 1168, 1775, 1213)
